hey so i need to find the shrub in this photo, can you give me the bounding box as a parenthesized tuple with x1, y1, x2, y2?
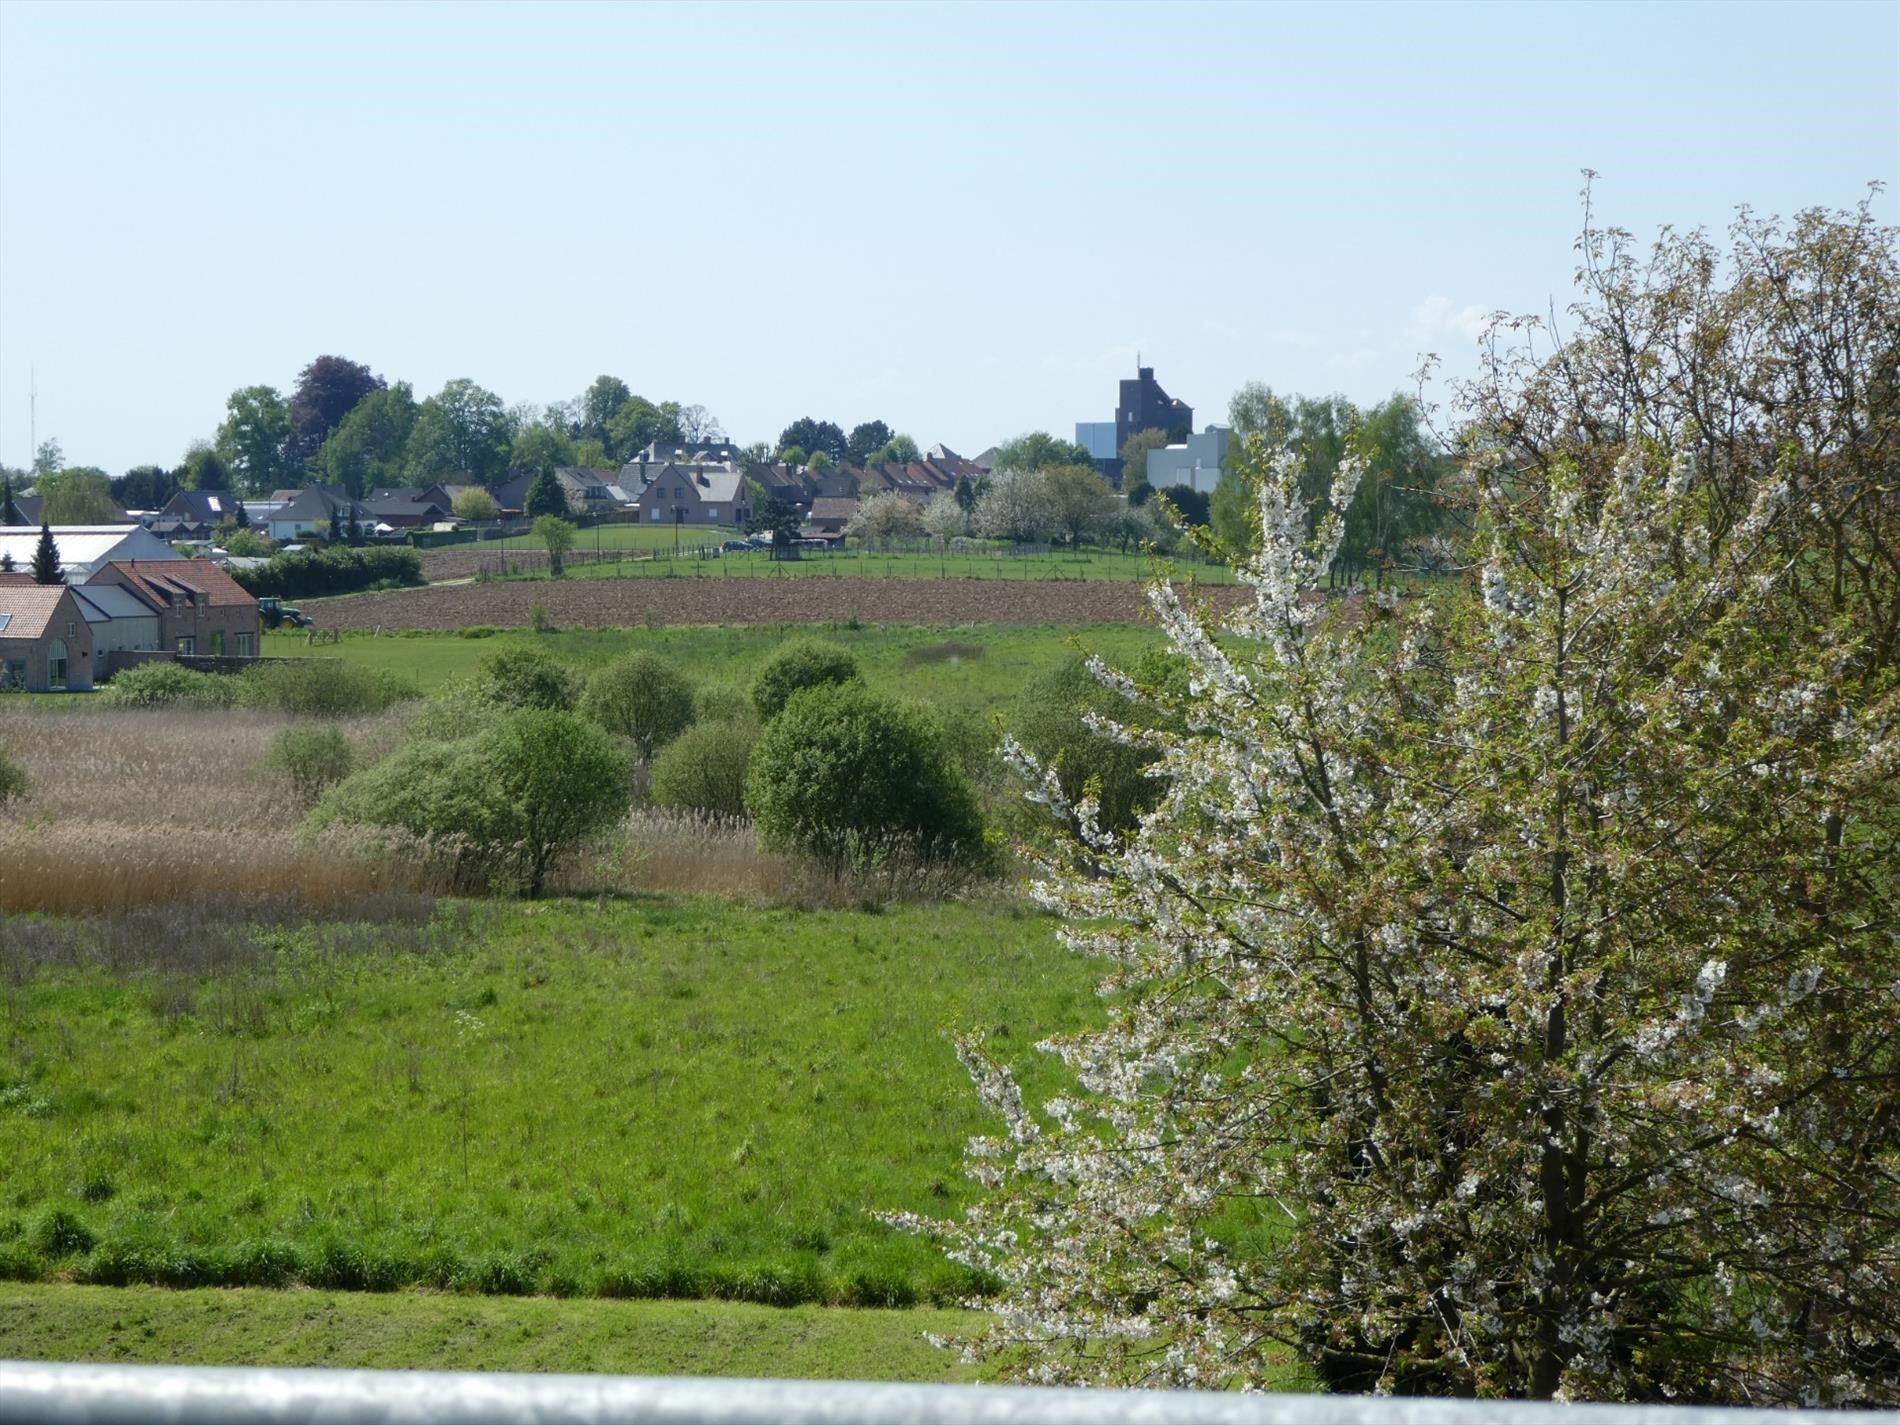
(648, 718, 757, 820)
(750, 640, 859, 721)
(232, 545, 423, 601)
(30, 1207, 94, 1259)
(310, 709, 630, 896)
(745, 682, 991, 877)
(0, 746, 26, 806)
(265, 726, 355, 804)
(1008, 655, 1167, 837)
(477, 645, 579, 711)
(240, 660, 417, 717)
(99, 662, 239, 709)
(581, 652, 696, 759)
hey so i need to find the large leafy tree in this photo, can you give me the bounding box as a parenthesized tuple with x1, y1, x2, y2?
(317, 382, 419, 496)
(113, 465, 178, 510)
(606, 395, 678, 461)
(846, 420, 894, 465)
(214, 385, 292, 494)
(1039, 464, 1119, 548)
(510, 420, 575, 477)
(579, 375, 632, 444)
(1116, 427, 1171, 490)
(403, 379, 514, 484)
(777, 417, 847, 463)
(182, 442, 229, 491)
(993, 430, 1095, 473)
(34, 467, 117, 523)
(288, 355, 385, 465)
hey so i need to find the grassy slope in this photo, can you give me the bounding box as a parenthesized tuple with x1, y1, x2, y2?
(261, 623, 1163, 700)
(0, 1284, 980, 1379)
(0, 896, 1099, 1303)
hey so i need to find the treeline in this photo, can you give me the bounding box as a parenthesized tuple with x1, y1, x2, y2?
(0, 365, 731, 506)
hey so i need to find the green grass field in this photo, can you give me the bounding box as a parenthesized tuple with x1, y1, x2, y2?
(452, 523, 746, 554)
(0, 1285, 982, 1378)
(0, 895, 1101, 1306)
(261, 623, 1164, 701)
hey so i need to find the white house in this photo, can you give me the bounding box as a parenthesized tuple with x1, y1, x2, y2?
(0, 526, 185, 581)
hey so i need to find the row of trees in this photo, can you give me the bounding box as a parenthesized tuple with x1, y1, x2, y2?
(773, 417, 921, 469)
(2, 363, 728, 506)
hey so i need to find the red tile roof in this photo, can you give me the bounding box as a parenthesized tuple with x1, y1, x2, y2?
(0, 585, 77, 641)
(98, 559, 257, 609)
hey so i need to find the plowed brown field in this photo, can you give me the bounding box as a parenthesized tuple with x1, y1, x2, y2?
(309, 575, 1252, 631)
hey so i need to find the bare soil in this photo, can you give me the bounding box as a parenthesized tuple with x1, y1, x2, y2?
(310, 575, 1251, 631)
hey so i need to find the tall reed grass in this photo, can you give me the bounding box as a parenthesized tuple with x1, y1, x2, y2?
(0, 705, 441, 914)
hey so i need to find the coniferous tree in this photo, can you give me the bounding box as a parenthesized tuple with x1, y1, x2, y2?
(30, 524, 63, 585)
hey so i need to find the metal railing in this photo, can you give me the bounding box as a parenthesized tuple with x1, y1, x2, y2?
(0, 1364, 1886, 1425)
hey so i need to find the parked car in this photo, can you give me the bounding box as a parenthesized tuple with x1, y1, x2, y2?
(720, 540, 752, 552)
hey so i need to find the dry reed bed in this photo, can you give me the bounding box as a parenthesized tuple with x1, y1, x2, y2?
(0, 705, 440, 914)
(0, 707, 842, 912)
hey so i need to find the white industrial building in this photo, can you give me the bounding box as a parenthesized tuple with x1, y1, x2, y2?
(1146, 426, 1232, 495)
(0, 526, 185, 581)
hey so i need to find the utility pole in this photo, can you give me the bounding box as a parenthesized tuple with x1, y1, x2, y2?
(28, 368, 37, 471)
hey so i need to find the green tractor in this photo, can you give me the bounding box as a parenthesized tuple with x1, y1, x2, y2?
(258, 596, 312, 631)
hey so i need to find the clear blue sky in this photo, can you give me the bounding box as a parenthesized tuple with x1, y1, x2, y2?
(1, 0, 1893, 474)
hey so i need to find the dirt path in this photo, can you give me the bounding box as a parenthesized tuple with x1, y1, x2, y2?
(309, 575, 1252, 631)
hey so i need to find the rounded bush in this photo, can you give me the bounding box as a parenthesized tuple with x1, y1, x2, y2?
(477, 645, 579, 711)
(240, 660, 416, 716)
(750, 641, 859, 721)
(745, 682, 990, 876)
(265, 726, 355, 803)
(648, 718, 757, 820)
(580, 652, 696, 759)
(310, 708, 630, 897)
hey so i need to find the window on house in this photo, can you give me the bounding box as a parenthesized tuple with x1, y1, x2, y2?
(175, 637, 194, 656)
(707, 506, 719, 518)
(2, 660, 25, 691)
(210, 631, 225, 656)
(235, 633, 255, 658)
(48, 639, 67, 689)
(67, 620, 76, 637)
